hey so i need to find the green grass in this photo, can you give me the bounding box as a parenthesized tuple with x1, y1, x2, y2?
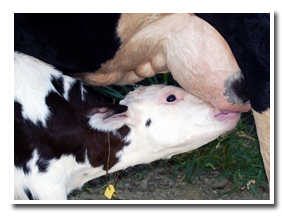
(93, 73, 268, 197)
(165, 112, 268, 197)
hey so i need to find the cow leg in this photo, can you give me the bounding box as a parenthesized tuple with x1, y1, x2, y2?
(253, 109, 270, 181)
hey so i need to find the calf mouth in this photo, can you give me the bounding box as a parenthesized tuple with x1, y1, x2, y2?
(208, 102, 241, 121)
(214, 109, 240, 120)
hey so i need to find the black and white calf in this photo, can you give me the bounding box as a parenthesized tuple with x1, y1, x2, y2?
(14, 52, 240, 200)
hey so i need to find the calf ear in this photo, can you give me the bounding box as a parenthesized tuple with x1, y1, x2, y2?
(77, 103, 129, 132)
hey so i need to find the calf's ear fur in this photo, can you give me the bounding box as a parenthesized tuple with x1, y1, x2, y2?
(77, 103, 129, 132)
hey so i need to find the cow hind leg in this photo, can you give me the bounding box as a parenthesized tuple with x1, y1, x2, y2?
(253, 109, 270, 182)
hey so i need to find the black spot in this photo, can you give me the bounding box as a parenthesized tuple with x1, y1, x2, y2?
(36, 158, 50, 173)
(14, 101, 23, 122)
(51, 76, 64, 96)
(14, 101, 34, 175)
(231, 77, 249, 104)
(224, 73, 249, 105)
(24, 187, 38, 200)
(145, 118, 152, 127)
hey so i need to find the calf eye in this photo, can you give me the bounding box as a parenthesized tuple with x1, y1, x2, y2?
(166, 94, 176, 102)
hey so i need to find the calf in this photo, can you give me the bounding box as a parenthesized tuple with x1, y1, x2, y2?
(14, 53, 240, 200)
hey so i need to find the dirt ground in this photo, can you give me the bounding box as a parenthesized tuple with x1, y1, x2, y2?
(68, 160, 269, 201)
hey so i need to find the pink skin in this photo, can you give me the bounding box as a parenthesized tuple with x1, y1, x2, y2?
(160, 88, 240, 122)
(164, 14, 252, 113)
(214, 110, 240, 120)
(122, 84, 241, 133)
(80, 14, 251, 113)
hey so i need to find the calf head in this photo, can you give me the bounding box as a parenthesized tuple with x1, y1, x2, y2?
(81, 85, 240, 171)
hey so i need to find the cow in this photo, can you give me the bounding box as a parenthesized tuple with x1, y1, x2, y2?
(14, 13, 251, 113)
(193, 13, 270, 181)
(14, 52, 240, 200)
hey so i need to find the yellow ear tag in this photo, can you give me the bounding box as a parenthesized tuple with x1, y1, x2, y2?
(104, 185, 115, 199)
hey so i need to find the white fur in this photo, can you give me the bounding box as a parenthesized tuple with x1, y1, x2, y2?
(14, 52, 60, 126)
(14, 150, 104, 200)
(62, 75, 76, 101)
(15, 150, 67, 200)
(105, 85, 240, 173)
(87, 84, 240, 174)
(14, 52, 78, 126)
(88, 112, 127, 132)
(80, 83, 87, 102)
